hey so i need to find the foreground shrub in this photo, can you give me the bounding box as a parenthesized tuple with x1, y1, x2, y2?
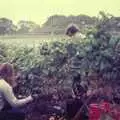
(0, 33, 120, 119)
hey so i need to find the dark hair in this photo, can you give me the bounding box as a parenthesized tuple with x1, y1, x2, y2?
(65, 24, 79, 37)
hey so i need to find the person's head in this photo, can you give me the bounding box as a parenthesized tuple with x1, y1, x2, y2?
(0, 63, 16, 87)
(65, 24, 80, 37)
(73, 85, 86, 98)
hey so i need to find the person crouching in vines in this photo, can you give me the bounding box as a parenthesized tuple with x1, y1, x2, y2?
(0, 63, 33, 120)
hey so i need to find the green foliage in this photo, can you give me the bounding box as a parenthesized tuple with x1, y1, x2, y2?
(0, 34, 120, 96)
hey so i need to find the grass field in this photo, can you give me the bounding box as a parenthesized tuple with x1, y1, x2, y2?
(0, 35, 67, 48)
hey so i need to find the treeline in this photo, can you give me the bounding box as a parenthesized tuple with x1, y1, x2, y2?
(0, 11, 120, 35)
(0, 18, 41, 35)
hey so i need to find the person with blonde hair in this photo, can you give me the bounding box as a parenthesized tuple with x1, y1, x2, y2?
(0, 63, 33, 120)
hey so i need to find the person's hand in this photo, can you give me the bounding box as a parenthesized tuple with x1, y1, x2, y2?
(87, 90, 92, 96)
(27, 95, 34, 102)
(17, 95, 26, 99)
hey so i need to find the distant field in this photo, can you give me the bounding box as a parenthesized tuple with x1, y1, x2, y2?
(0, 35, 67, 48)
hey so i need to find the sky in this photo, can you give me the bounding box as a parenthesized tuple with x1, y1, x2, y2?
(0, 0, 120, 25)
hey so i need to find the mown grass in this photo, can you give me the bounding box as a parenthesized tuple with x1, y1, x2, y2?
(0, 35, 67, 48)
(0, 34, 89, 48)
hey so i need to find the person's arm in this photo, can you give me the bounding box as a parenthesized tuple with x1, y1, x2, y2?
(1, 80, 33, 107)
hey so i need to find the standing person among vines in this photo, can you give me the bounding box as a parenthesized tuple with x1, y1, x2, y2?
(66, 73, 88, 120)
